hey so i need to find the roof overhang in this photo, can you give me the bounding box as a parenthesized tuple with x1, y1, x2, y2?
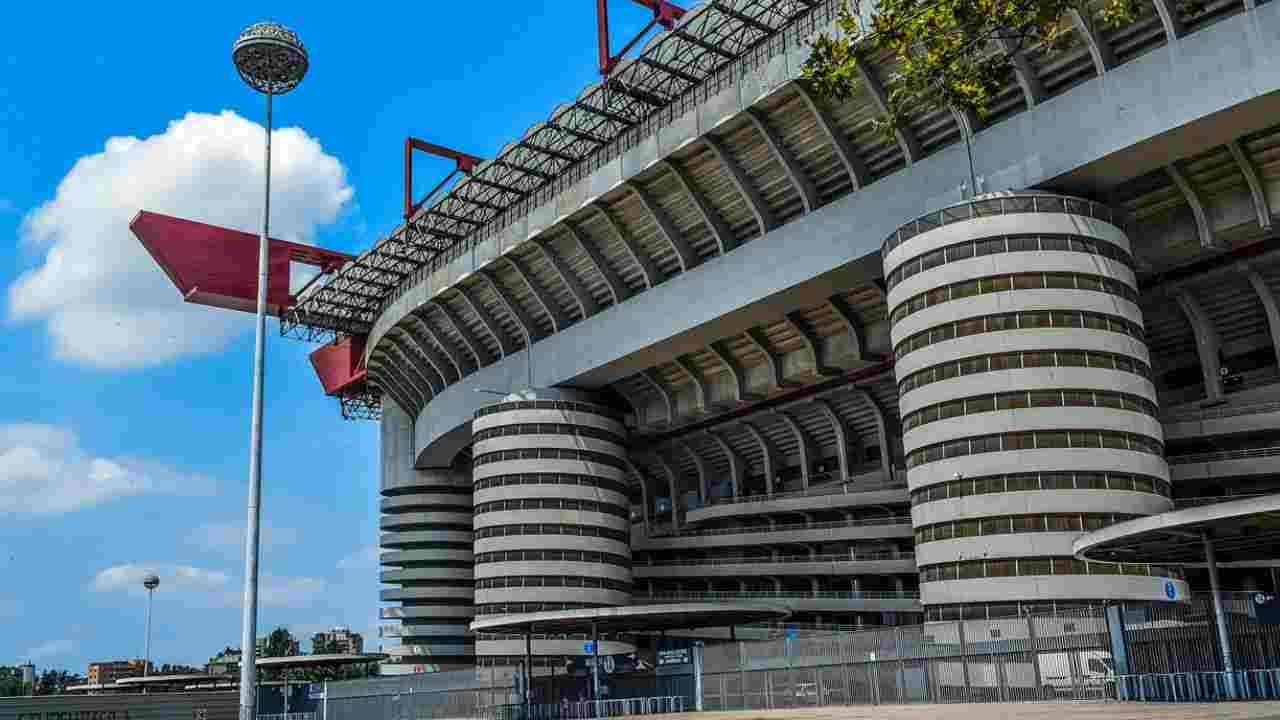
(1073, 493, 1280, 564)
(469, 602, 788, 635)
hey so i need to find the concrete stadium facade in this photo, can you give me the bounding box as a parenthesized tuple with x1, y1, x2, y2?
(362, 0, 1280, 671)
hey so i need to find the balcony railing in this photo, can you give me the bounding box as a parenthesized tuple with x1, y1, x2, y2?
(883, 194, 1120, 256)
(1173, 493, 1275, 508)
(697, 475, 908, 509)
(641, 551, 914, 567)
(1167, 445, 1280, 465)
(1162, 399, 1280, 424)
(638, 590, 920, 601)
(646, 517, 912, 539)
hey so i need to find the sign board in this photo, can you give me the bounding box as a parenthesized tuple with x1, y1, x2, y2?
(569, 653, 650, 675)
(1164, 581, 1178, 600)
(583, 641, 594, 654)
(657, 647, 691, 666)
(307, 684, 325, 700)
(1253, 593, 1280, 625)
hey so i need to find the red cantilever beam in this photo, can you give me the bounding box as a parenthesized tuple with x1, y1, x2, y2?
(404, 137, 484, 220)
(129, 210, 354, 317)
(309, 335, 368, 396)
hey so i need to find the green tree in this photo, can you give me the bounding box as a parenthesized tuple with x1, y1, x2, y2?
(802, 0, 1205, 131)
(263, 627, 299, 658)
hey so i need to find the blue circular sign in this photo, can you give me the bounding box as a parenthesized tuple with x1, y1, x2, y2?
(1165, 580, 1177, 600)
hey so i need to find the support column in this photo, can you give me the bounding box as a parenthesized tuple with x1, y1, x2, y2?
(1175, 290, 1224, 402)
(1204, 532, 1238, 699)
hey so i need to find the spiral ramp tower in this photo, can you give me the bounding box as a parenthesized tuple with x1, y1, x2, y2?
(882, 192, 1187, 620)
(379, 398, 476, 672)
(471, 390, 635, 663)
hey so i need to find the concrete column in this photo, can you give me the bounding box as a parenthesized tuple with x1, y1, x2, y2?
(1176, 290, 1224, 402)
(1204, 532, 1238, 698)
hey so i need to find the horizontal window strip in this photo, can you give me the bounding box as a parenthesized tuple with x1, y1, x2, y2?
(474, 523, 630, 544)
(902, 388, 1157, 433)
(905, 429, 1164, 469)
(890, 271, 1138, 326)
(895, 310, 1144, 361)
(474, 472, 629, 496)
(883, 196, 1121, 257)
(919, 556, 1184, 583)
(886, 232, 1133, 288)
(475, 549, 631, 567)
(476, 576, 632, 592)
(899, 349, 1151, 396)
(474, 497, 630, 518)
(910, 470, 1171, 506)
(914, 512, 1142, 544)
(473, 447, 625, 469)
(473, 602, 610, 616)
(476, 400, 622, 421)
(473, 422, 624, 446)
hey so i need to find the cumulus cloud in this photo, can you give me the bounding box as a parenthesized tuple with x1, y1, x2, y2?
(91, 563, 324, 610)
(27, 639, 79, 661)
(187, 522, 300, 553)
(0, 423, 215, 515)
(7, 110, 354, 368)
(336, 545, 379, 571)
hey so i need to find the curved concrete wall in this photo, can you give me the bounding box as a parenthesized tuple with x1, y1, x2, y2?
(379, 398, 475, 671)
(883, 198, 1174, 612)
(471, 393, 632, 659)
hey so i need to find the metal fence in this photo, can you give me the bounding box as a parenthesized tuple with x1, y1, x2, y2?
(321, 593, 1280, 719)
(324, 666, 518, 720)
(700, 594, 1280, 709)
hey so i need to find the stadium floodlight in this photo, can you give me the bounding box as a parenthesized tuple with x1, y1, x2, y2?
(230, 21, 308, 720)
(143, 574, 159, 677)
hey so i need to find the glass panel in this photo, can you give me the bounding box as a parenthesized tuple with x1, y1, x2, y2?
(1042, 472, 1074, 490)
(1007, 473, 1039, 491)
(1037, 431, 1069, 448)
(1005, 433, 1035, 450)
(966, 395, 995, 413)
(960, 357, 988, 375)
(954, 519, 981, 538)
(956, 318, 984, 337)
(987, 560, 1015, 577)
(952, 280, 979, 299)
(1040, 235, 1070, 251)
(981, 517, 1011, 535)
(987, 313, 1019, 331)
(947, 243, 975, 261)
(990, 352, 1020, 370)
(1076, 275, 1103, 291)
(1007, 235, 1039, 252)
(1013, 273, 1045, 290)
(1058, 351, 1087, 367)
(1017, 558, 1052, 576)
(1022, 311, 1052, 328)
(1011, 515, 1041, 533)
(998, 392, 1028, 409)
(1063, 390, 1094, 406)
(1045, 273, 1076, 289)
(1052, 311, 1083, 328)
(1030, 391, 1061, 408)
(937, 363, 959, 381)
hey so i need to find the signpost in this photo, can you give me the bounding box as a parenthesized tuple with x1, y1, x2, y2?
(1253, 592, 1280, 624)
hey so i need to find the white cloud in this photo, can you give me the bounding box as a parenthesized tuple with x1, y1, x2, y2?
(26, 639, 78, 661)
(187, 522, 300, 553)
(0, 423, 215, 515)
(7, 110, 354, 368)
(91, 563, 323, 610)
(337, 545, 379, 570)
(91, 563, 231, 597)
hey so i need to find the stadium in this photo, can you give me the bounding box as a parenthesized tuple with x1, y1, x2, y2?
(131, 0, 1280, 690)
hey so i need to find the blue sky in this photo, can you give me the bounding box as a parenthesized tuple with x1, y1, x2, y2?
(0, 1, 660, 672)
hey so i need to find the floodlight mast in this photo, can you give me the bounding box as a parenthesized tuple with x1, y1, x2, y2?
(230, 20, 308, 720)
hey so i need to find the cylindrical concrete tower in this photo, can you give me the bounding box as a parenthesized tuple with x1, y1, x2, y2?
(379, 397, 476, 672)
(472, 390, 633, 660)
(883, 193, 1183, 620)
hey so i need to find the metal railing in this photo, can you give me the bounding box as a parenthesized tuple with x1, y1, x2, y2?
(489, 696, 687, 720)
(1117, 669, 1280, 702)
(1167, 445, 1280, 465)
(646, 517, 912, 539)
(640, 590, 920, 601)
(883, 194, 1121, 256)
(642, 551, 913, 566)
(258, 714, 316, 720)
(698, 476, 908, 508)
(1173, 492, 1274, 507)
(1161, 398, 1280, 423)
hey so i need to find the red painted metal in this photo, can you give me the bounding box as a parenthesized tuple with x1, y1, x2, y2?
(404, 137, 484, 219)
(309, 335, 368, 396)
(129, 210, 354, 316)
(598, 0, 687, 76)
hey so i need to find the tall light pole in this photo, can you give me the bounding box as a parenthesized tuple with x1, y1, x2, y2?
(143, 574, 159, 677)
(231, 21, 308, 720)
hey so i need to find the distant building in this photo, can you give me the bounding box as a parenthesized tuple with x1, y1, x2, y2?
(256, 634, 299, 657)
(86, 660, 147, 686)
(312, 627, 363, 655)
(19, 664, 34, 687)
(205, 651, 240, 676)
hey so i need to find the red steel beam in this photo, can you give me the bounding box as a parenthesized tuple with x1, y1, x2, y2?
(598, 0, 686, 77)
(404, 137, 484, 220)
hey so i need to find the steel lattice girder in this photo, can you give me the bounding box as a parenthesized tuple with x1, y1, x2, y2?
(284, 0, 821, 341)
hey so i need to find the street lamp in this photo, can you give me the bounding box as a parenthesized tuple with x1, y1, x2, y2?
(142, 575, 159, 677)
(231, 21, 308, 720)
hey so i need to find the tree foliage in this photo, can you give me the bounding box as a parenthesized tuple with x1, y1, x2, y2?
(802, 0, 1204, 135)
(263, 627, 300, 658)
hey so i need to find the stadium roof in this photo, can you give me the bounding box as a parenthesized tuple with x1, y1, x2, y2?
(1073, 493, 1280, 564)
(281, 0, 830, 343)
